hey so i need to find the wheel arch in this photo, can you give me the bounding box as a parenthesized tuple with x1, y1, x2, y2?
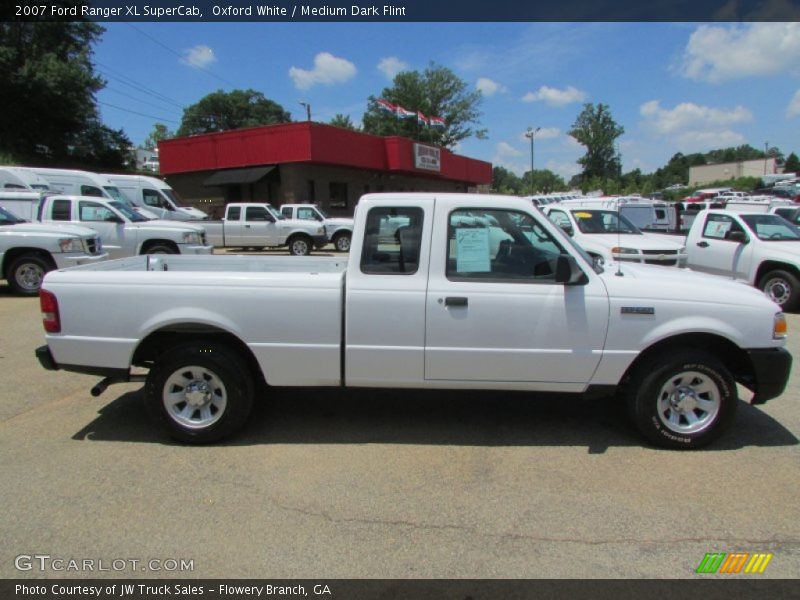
(132, 324, 267, 389)
(2, 247, 56, 278)
(139, 239, 180, 254)
(755, 260, 800, 285)
(621, 332, 755, 393)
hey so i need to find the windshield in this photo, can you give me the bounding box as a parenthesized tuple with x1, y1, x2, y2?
(571, 210, 641, 235)
(161, 189, 184, 208)
(620, 206, 654, 229)
(0, 206, 24, 224)
(109, 200, 148, 222)
(315, 206, 329, 218)
(265, 204, 285, 220)
(741, 214, 800, 241)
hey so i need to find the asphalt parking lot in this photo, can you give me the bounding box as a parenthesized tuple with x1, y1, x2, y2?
(1, 266, 798, 579)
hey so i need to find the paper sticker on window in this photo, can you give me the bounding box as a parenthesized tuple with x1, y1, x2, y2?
(705, 220, 731, 239)
(574, 212, 592, 219)
(456, 228, 491, 272)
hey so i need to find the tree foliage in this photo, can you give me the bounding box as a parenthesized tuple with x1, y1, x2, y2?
(491, 166, 566, 195)
(329, 114, 358, 131)
(362, 63, 485, 148)
(783, 152, 800, 173)
(0, 19, 112, 164)
(144, 123, 174, 150)
(568, 103, 624, 181)
(177, 89, 291, 136)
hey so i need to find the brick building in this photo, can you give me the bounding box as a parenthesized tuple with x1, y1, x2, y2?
(158, 122, 492, 218)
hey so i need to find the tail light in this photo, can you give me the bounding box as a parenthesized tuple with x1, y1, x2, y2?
(40, 289, 61, 333)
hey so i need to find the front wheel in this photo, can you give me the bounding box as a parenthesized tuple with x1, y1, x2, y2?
(625, 349, 737, 449)
(288, 236, 312, 256)
(7, 254, 51, 295)
(144, 342, 254, 443)
(143, 244, 178, 255)
(758, 269, 800, 311)
(333, 232, 352, 252)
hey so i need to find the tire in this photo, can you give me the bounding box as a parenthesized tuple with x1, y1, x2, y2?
(143, 244, 178, 255)
(758, 269, 800, 311)
(625, 349, 737, 449)
(7, 254, 51, 295)
(144, 342, 254, 444)
(288, 235, 312, 256)
(333, 232, 352, 253)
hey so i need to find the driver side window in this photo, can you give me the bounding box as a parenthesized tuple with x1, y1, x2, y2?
(446, 209, 564, 282)
(79, 201, 115, 222)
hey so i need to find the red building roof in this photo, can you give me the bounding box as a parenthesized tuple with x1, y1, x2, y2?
(158, 121, 492, 185)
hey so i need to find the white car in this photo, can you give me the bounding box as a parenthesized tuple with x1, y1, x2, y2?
(280, 204, 353, 252)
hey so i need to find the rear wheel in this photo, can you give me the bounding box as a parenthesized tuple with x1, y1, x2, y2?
(144, 342, 254, 443)
(288, 235, 312, 256)
(7, 254, 51, 295)
(625, 349, 737, 449)
(758, 269, 800, 310)
(333, 232, 352, 252)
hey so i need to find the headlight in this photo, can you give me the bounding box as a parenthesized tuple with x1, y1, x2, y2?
(182, 232, 201, 244)
(611, 247, 639, 255)
(58, 238, 82, 252)
(774, 312, 788, 340)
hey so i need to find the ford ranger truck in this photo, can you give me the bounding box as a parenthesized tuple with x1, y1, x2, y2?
(35, 194, 792, 449)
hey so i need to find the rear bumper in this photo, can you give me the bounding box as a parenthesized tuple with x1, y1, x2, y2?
(746, 347, 792, 404)
(36, 345, 129, 379)
(36, 345, 58, 371)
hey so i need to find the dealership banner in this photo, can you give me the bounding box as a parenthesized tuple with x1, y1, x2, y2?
(5, 0, 793, 22)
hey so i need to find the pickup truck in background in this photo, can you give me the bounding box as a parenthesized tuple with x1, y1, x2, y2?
(0, 200, 106, 294)
(36, 193, 791, 449)
(203, 203, 327, 256)
(34, 195, 212, 259)
(280, 204, 354, 252)
(683, 209, 800, 310)
(543, 205, 687, 267)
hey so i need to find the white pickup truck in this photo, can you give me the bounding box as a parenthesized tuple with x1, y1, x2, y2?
(280, 204, 354, 252)
(203, 203, 328, 256)
(683, 209, 800, 310)
(34, 195, 213, 259)
(544, 205, 687, 266)
(35, 193, 791, 449)
(0, 203, 106, 294)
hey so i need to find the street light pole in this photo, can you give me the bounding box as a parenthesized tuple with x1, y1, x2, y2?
(525, 126, 540, 194)
(299, 101, 311, 122)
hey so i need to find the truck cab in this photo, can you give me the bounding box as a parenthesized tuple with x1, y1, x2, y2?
(280, 204, 354, 252)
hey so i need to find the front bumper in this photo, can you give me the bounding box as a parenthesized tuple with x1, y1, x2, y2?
(746, 347, 792, 404)
(178, 244, 214, 255)
(52, 252, 109, 269)
(312, 234, 328, 249)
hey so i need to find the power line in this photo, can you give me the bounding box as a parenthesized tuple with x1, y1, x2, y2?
(103, 86, 183, 117)
(125, 23, 238, 88)
(95, 61, 184, 109)
(98, 101, 180, 124)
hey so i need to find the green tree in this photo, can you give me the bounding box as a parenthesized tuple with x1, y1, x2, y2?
(362, 63, 486, 148)
(144, 123, 174, 150)
(522, 169, 567, 194)
(784, 152, 800, 173)
(0, 18, 106, 162)
(568, 103, 624, 181)
(69, 119, 134, 170)
(177, 89, 291, 136)
(491, 166, 522, 194)
(328, 114, 358, 131)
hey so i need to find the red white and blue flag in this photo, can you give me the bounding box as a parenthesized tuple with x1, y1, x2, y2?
(416, 111, 429, 126)
(396, 105, 417, 120)
(376, 99, 397, 115)
(429, 116, 445, 129)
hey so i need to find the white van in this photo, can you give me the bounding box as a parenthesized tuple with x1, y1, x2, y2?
(102, 173, 207, 221)
(0, 167, 51, 191)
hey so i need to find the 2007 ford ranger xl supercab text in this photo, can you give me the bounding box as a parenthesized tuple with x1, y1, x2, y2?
(35, 193, 792, 449)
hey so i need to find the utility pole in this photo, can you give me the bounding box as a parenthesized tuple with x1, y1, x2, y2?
(765, 141, 769, 175)
(299, 101, 311, 122)
(525, 126, 540, 194)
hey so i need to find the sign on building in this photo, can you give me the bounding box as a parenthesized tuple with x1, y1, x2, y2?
(414, 144, 441, 172)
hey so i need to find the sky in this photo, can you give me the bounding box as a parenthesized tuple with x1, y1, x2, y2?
(94, 22, 800, 181)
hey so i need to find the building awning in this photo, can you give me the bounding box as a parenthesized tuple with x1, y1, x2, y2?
(203, 166, 275, 186)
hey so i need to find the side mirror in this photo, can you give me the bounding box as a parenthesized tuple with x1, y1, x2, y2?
(105, 215, 124, 223)
(728, 231, 748, 244)
(558, 223, 574, 237)
(555, 254, 588, 285)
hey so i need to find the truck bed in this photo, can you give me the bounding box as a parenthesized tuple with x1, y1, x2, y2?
(42, 254, 348, 387)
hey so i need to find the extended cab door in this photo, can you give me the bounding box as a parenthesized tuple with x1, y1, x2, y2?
(240, 205, 277, 246)
(424, 199, 609, 389)
(222, 205, 244, 245)
(74, 200, 128, 259)
(689, 212, 753, 279)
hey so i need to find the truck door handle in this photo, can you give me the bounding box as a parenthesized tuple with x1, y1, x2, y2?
(444, 297, 468, 307)
(696, 241, 709, 248)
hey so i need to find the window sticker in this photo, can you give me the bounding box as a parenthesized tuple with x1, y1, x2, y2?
(705, 220, 731, 239)
(455, 228, 491, 272)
